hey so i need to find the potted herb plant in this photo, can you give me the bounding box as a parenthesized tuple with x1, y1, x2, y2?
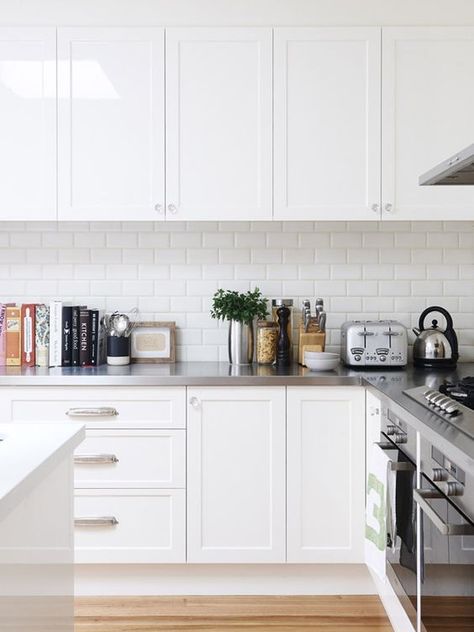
(211, 288, 268, 364)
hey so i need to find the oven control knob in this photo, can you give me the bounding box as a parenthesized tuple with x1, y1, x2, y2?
(394, 433, 407, 444)
(386, 425, 397, 436)
(432, 467, 448, 482)
(445, 481, 464, 497)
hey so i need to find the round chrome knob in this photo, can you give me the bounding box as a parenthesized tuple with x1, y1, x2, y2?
(386, 425, 397, 436)
(167, 204, 178, 214)
(432, 467, 448, 482)
(394, 433, 407, 444)
(371, 203, 379, 214)
(189, 396, 200, 409)
(154, 203, 163, 214)
(384, 203, 393, 213)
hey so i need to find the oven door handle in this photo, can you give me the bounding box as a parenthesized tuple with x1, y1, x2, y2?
(414, 489, 474, 536)
(375, 442, 415, 471)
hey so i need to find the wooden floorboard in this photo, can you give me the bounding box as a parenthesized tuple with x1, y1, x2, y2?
(75, 596, 393, 631)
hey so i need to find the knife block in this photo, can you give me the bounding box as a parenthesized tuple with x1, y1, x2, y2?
(298, 323, 326, 365)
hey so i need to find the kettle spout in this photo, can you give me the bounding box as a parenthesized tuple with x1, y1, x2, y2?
(412, 327, 421, 336)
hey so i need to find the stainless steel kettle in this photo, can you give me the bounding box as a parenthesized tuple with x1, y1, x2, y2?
(412, 306, 459, 368)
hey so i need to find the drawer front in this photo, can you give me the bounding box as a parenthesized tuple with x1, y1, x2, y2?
(74, 489, 185, 563)
(74, 429, 185, 488)
(0, 387, 186, 428)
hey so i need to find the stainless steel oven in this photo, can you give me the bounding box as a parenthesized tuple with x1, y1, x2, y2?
(379, 407, 418, 631)
(416, 437, 474, 632)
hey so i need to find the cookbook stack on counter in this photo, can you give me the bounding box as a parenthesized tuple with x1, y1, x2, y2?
(0, 302, 105, 368)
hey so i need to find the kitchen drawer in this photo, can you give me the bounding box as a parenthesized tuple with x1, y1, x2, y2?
(74, 489, 185, 563)
(74, 429, 185, 488)
(0, 387, 186, 428)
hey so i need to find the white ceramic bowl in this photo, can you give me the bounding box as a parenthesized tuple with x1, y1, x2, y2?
(304, 351, 340, 372)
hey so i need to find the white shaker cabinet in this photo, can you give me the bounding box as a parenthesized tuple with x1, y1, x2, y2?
(187, 387, 286, 562)
(287, 387, 366, 563)
(166, 28, 272, 221)
(0, 28, 56, 220)
(382, 27, 474, 220)
(57, 27, 165, 221)
(274, 28, 381, 220)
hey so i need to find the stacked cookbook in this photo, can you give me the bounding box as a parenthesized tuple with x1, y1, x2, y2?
(0, 302, 105, 368)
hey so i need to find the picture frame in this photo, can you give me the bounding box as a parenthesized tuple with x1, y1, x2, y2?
(130, 321, 176, 364)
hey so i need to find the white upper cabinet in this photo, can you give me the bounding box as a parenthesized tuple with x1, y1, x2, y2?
(382, 27, 474, 220)
(187, 387, 286, 563)
(166, 28, 272, 221)
(0, 28, 56, 220)
(287, 387, 366, 563)
(57, 27, 165, 221)
(274, 28, 381, 221)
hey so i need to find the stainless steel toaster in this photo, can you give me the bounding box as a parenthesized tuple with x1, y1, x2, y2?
(341, 320, 408, 367)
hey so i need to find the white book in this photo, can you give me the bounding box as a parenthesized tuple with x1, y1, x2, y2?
(49, 300, 62, 367)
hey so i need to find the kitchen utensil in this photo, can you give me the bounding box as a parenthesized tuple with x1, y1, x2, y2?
(412, 306, 459, 368)
(318, 312, 326, 333)
(304, 351, 339, 372)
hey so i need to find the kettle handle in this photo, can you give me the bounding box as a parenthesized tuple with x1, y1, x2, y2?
(418, 306, 454, 332)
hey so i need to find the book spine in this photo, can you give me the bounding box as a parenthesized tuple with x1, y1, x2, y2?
(71, 306, 80, 367)
(79, 309, 91, 367)
(49, 301, 62, 367)
(21, 304, 36, 367)
(98, 313, 106, 366)
(0, 304, 6, 366)
(89, 310, 99, 366)
(62, 306, 73, 367)
(35, 304, 50, 367)
(6, 306, 21, 366)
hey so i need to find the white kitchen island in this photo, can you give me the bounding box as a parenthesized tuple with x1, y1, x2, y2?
(0, 422, 85, 632)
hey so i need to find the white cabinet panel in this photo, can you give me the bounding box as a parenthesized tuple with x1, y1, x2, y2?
(58, 27, 165, 221)
(274, 28, 381, 220)
(74, 429, 185, 488)
(166, 28, 272, 221)
(187, 387, 286, 562)
(74, 489, 185, 563)
(382, 27, 474, 220)
(0, 28, 56, 220)
(287, 387, 366, 563)
(0, 386, 186, 428)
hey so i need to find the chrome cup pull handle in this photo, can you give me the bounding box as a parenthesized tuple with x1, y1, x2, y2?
(74, 516, 119, 528)
(66, 407, 119, 418)
(74, 454, 119, 465)
(414, 489, 474, 536)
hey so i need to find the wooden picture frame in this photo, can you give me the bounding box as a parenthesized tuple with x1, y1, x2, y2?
(130, 321, 176, 364)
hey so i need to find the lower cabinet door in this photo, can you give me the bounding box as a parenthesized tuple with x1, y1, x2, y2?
(187, 387, 286, 563)
(74, 489, 185, 563)
(287, 387, 366, 563)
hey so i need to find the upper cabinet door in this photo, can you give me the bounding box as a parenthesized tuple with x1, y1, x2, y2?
(0, 28, 56, 220)
(274, 28, 381, 221)
(382, 27, 474, 220)
(166, 28, 272, 221)
(58, 28, 165, 221)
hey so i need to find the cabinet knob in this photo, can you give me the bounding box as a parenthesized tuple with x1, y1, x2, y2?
(371, 203, 379, 214)
(384, 203, 393, 213)
(154, 203, 164, 214)
(167, 204, 178, 215)
(189, 396, 200, 409)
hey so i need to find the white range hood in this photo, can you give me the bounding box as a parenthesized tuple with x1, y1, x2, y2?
(419, 143, 474, 185)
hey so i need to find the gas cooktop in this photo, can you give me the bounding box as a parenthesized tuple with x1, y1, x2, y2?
(404, 377, 474, 440)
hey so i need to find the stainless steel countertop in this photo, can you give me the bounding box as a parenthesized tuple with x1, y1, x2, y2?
(0, 361, 473, 463)
(0, 362, 363, 386)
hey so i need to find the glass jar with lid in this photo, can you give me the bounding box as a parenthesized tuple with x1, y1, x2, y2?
(256, 320, 278, 365)
(271, 299, 294, 345)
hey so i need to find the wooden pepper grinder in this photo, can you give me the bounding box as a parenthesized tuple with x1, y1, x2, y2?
(275, 305, 291, 367)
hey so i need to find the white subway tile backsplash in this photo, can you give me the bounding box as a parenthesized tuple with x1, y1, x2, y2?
(0, 221, 471, 361)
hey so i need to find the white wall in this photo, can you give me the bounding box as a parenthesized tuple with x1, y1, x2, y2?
(1, 0, 474, 26)
(1, 220, 473, 362)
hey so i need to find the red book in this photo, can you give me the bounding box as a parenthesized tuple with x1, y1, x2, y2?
(21, 304, 36, 367)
